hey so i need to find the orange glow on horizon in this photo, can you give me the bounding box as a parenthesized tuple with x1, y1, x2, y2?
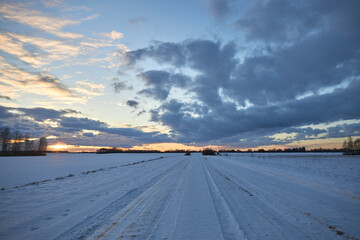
(49, 144, 68, 150)
(47, 136, 357, 152)
(48, 143, 110, 152)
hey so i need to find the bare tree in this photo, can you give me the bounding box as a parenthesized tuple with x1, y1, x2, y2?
(24, 133, 34, 152)
(342, 139, 347, 149)
(1, 127, 11, 152)
(12, 130, 23, 152)
(347, 136, 354, 150)
(354, 138, 360, 151)
(38, 137, 48, 153)
(343, 136, 360, 155)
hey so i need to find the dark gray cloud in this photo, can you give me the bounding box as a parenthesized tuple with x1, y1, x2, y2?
(127, 37, 360, 143)
(234, 0, 360, 43)
(158, 80, 360, 143)
(148, 82, 360, 144)
(137, 109, 146, 116)
(0, 106, 16, 119)
(126, 100, 139, 108)
(39, 75, 72, 93)
(170, 73, 192, 88)
(125, 40, 236, 104)
(112, 78, 132, 93)
(126, 34, 359, 107)
(120, 0, 360, 146)
(0, 105, 171, 145)
(227, 32, 360, 106)
(326, 123, 360, 139)
(137, 70, 192, 100)
(58, 116, 171, 143)
(82, 132, 95, 137)
(124, 42, 186, 67)
(0, 95, 12, 100)
(206, 0, 234, 19)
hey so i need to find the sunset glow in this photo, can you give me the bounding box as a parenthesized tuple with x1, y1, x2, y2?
(49, 144, 68, 150)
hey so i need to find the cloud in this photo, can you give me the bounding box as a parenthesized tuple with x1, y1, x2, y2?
(138, 70, 172, 100)
(82, 14, 99, 21)
(0, 56, 80, 102)
(126, 100, 139, 108)
(70, 81, 105, 99)
(0, 3, 128, 104)
(120, 0, 360, 146)
(124, 41, 186, 67)
(136, 70, 193, 101)
(41, 0, 64, 8)
(1, 31, 123, 72)
(112, 78, 132, 93)
(124, 39, 237, 105)
(82, 132, 95, 137)
(234, 0, 360, 43)
(101, 30, 124, 41)
(110, 30, 123, 40)
(128, 16, 147, 25)
(206, 0, 234, 19)
(1, 33, 82, 68)
(0, 105, 171, 145)
(0, 3, 83, 39)
(0, 95, 12, 100)
(0, 33, 45, 68)
(152, 80, 360, 143)
(225, 32, 360, 106)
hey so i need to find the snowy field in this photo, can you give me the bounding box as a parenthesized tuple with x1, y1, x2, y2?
(0, 153, 359, 239)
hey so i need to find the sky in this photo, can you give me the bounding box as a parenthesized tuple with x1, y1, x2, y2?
(0, 0, 359, 152)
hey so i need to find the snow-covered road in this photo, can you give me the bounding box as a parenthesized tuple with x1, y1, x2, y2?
(0, 153, 359, 239)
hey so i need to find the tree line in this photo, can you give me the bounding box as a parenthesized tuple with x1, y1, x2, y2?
(342, 136, 360, 155)
(0, 127, 48, 156)
(96, 148, 161, 154)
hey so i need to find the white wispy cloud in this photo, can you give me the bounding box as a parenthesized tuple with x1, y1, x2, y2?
(0, 2, 129, 106)
(0, 3, 83, 39)
(0, 56, 82, 103)
(3, 33, 83, 68)
(100, 30, 124, 41)
(82, 14, 99, 21)
(41, 0, 64, 8)
(0, 33, 45, 68)
(71, 81, 105, 98)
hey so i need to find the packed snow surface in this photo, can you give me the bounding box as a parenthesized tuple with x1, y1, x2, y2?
(0, 152, 359, 239)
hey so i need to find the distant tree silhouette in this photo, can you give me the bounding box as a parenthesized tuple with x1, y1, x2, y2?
(347, 136, 353, 150)
(24, 133, 34, 151)
(354, 138, 360, 151)
(0, 127, 47, 156)
(202, 148, 215, 155)
(342, 139, 347, 149)
(343, 136, 360, 155)
(1, 127, 11, 152)
(11, 130, 22, 152)
(284, 147, 306, 152)
(38, 137, 48, 154)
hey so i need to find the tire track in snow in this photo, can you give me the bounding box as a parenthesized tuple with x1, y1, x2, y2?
(53, 158, 185, 240)
(145, 159, 190, 240)
(202, 158, 247, 240)
(103, 159, 190, 239)
(219, 155, 360, 202)
(205, 158, 311, 240)
(208, 158, 359, 240)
